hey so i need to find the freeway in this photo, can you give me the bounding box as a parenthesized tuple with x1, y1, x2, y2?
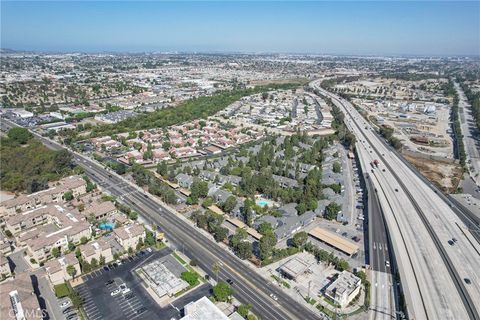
(366, 174, 396, 320)
(311, 82, 480, 320)
(0, 118, 319, 320)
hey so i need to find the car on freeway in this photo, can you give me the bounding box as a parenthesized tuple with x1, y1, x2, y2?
(452, 238, 458, 243)
(385, 261, 390, 268)
(110, 289, 121, 296)
(226, 279, 233, 285)
(464, 278, 472, 285)
(394, 188, 399, 192)
(448, 240, 455, 246)
(269, 293, 278, 301)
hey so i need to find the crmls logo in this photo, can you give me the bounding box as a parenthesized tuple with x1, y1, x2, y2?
(8, 308, 48, 319)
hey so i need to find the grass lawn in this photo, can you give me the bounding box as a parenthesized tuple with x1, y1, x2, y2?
(54, 283, 70, 298)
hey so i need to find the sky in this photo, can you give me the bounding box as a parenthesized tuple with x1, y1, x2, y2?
(1, 1, 479, 56)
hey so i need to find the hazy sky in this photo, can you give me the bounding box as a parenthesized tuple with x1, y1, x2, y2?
(1, 1, 479, 56)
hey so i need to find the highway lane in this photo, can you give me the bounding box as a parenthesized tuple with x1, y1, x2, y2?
(344, 98, 480, 317)
(1, 118, 320, 320)
(311, 83, 480, 320)
(342, 94, 478, 320)
(366, 173, 396, 320)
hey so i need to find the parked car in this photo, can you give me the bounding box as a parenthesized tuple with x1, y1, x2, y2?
(105, 279, 115, 286)
(59, 301, 71, 308)
(119, 283, 131, 294)
(136, 307, 147, 315)
(110, 289, 121, 296)
(62, 307, 73, 314)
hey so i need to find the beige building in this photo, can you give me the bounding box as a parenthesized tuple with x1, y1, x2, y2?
(45, 253, 81, 286)
(0, 252, 12, 279)
(0, 273, 43, 319)
(79, 238, 113, 264)
(84, 201, 118, 220)
(113, 224, 145, 251)
(0, 175, 87, 218)
(324, 270, 361, 307)
(4, 204, 91, 263)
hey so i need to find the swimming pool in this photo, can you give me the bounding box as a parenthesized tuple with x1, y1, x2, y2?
(99, 223, 115, 231)
(256, 200, 272, 207)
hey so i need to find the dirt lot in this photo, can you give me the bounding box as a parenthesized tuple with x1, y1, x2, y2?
(403, 154, 463, 193)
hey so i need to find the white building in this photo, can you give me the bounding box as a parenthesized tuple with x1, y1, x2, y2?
(324, 270, 361, 307)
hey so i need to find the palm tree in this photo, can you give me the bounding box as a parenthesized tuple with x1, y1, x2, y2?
(212, 261, 221, 282)
(66, 265, 77, 281)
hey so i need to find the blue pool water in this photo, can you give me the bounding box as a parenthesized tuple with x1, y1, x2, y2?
(256, 200, 271, 207)
(99, 223, 114, 231)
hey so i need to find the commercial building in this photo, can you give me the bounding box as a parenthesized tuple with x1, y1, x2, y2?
(278, 257, 312, 280)
(324, 270, 361, 307)
(181, 296, 228, 320)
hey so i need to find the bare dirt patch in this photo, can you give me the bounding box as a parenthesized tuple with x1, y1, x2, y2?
(403, 154, 463, 193)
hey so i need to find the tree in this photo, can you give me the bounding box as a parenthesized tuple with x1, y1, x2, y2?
(181, 271, 199, 286)
(99, 255, 106, 266)
(80, 236, 88, 245)
(213, 226, 229, 243)
(257, 222, 273, 236)
(332, 161, 341, 173)
(63, 191, 74, 201)
(145, 231, 156, 246)
(212, 261, 221, 282)
(237, 304, 252, 318)
(325, 202, 341, 220)
(236, 241, 253, 260)
(202, 197, 214, 208)
(336, 259, 349, 271)
(128, 211, 138, 220)
(222, 196, 237, 213)
(51, 247, 61, 258)
(90, 258, 98, 269)
(212, 282, 233, 302)
(156, 161, 168, 177)
(7, 127, 32, 144)
(66, 265, 77, 280)
(292, 231, 308, 248)
(259, 232, 277, 260)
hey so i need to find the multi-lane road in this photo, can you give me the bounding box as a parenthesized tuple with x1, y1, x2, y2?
(0, 118, 319, 320)
(311, 81, 480, 320)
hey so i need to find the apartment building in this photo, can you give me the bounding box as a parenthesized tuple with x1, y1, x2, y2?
(0, 273, 42, 320)
(113, 224, 145, 251)
(45, 252, 81, 286)
(79, 238, 113, 264)
(0, 176, 87, 217)
(0, 252, 12, 279)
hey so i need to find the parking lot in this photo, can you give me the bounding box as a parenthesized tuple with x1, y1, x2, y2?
(75, 247, 212, 320)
